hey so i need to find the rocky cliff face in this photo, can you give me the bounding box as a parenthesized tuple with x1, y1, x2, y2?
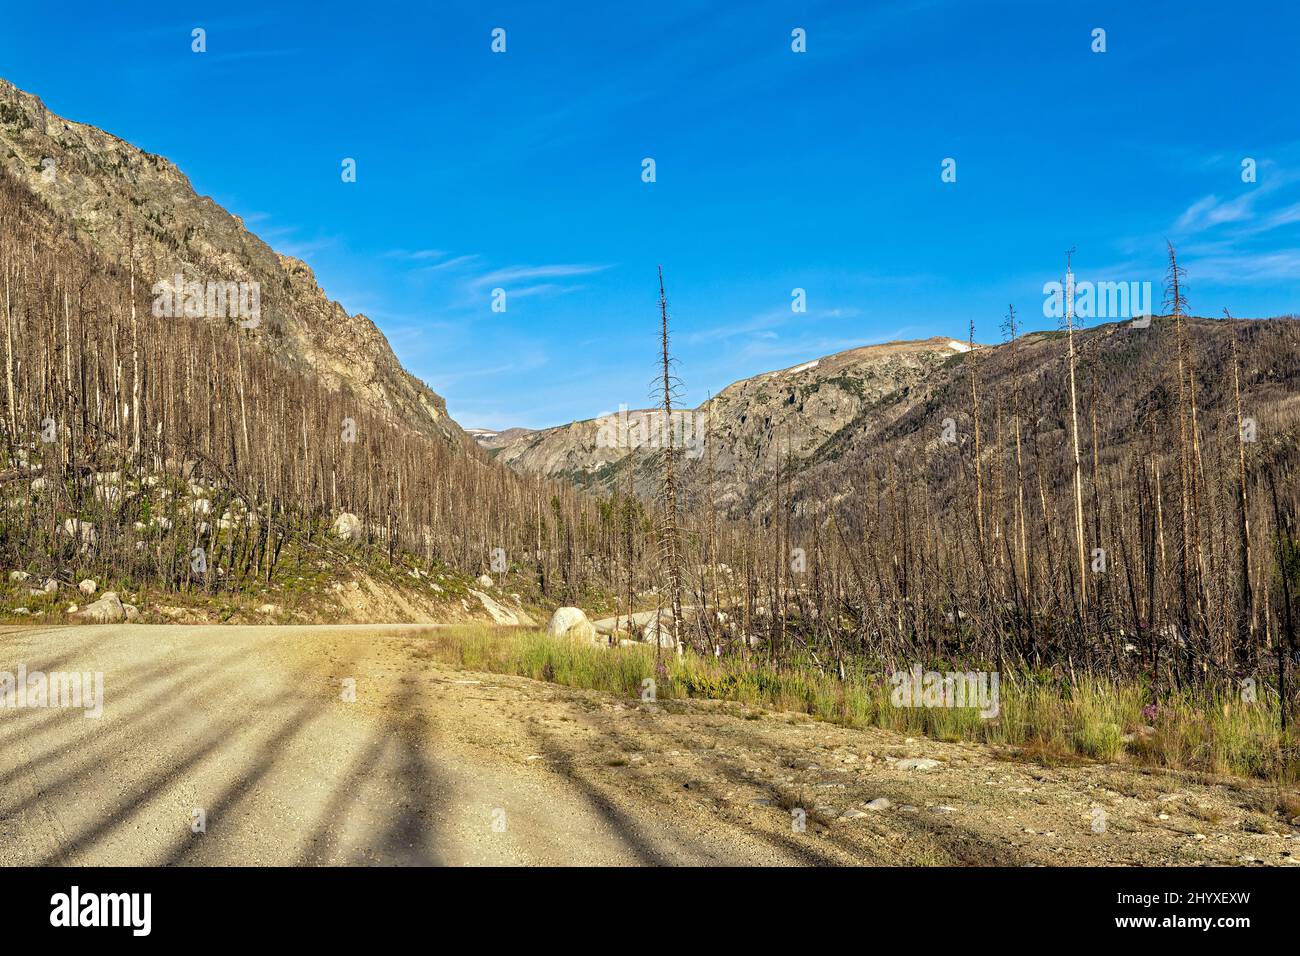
(0, 77, 460, 444)
(486, 337, 973, 511)
(484, 314, 1300, 522)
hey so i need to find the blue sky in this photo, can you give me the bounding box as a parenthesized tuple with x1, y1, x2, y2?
(2, 1, 1297, 429)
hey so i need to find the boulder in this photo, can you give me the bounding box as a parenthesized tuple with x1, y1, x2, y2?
(640, 617, 680, 649)
(476, 574, 494, 588)
(332, 512, 362, 542)
(75, 591, 126, 624)
(60, 518, 97, 547)
(470, 589, 530, 626)
(8, 570, 29, 583)
(78, 579, 97, 595)
(546, 607, 597, 643)
(897, 758, 940, 771)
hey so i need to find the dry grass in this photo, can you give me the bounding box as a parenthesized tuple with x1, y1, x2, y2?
(422, 625, 1299, 784)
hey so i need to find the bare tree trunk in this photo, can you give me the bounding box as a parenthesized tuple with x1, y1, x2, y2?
(1065, 255, 1089, 613)
(656, 266, 684, 652)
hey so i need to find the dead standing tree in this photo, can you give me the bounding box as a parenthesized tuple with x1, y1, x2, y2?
(1063, 249, 1089, 618)
(1224, 309, 1257, 658)
(654, 266, 685, 659)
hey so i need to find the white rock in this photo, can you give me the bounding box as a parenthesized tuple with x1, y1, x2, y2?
(546, 607, 597, 643)
(470, 589, 530, 626)
(332, 512, 362, 542)
(897, 758, 940, 771)
(60, 518, 97, 546)
(8, 571, 29, 582)
(864, 798, 893, 811)
(78, 579, 97, 595)
(75, 591, 125, 624)
(641, 617, 680, 649)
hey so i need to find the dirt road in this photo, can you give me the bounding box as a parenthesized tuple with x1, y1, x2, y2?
(0, 624, 1296, 866)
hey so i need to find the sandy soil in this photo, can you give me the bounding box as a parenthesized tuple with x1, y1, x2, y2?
(0, 623, 1296, 866)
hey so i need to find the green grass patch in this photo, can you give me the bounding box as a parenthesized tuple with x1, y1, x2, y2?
(422, 626, 1299, 784)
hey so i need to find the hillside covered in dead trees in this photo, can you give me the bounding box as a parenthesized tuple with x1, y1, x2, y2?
(1, 73, 1298, 765)
(0, 121, 616, 615)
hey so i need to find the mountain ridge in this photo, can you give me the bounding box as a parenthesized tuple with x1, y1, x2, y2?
(0, 76, 464, 448)
(480, 335, 975, 507)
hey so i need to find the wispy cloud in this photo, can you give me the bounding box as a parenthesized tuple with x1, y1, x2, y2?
(1173, 159, 1300, 236)
(1179, 249, 1300, 283)
(384, 248, 446, 262)
(1175, 193, 1256, 231)
(468, 263, 610, 289)
(415, 253, 479, 273)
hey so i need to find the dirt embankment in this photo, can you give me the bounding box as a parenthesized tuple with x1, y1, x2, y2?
(2, 569, 538, 629)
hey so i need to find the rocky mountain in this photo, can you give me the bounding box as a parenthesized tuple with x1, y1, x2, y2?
(485, 337, 974, 510)
(483, 316, 1300, 523)
(468, 426, 535, 449)
(0, 77, 461, 446)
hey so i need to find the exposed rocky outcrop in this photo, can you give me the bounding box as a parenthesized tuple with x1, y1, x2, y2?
(0, 76, 464, 448)
(486, 338, 971, 512)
